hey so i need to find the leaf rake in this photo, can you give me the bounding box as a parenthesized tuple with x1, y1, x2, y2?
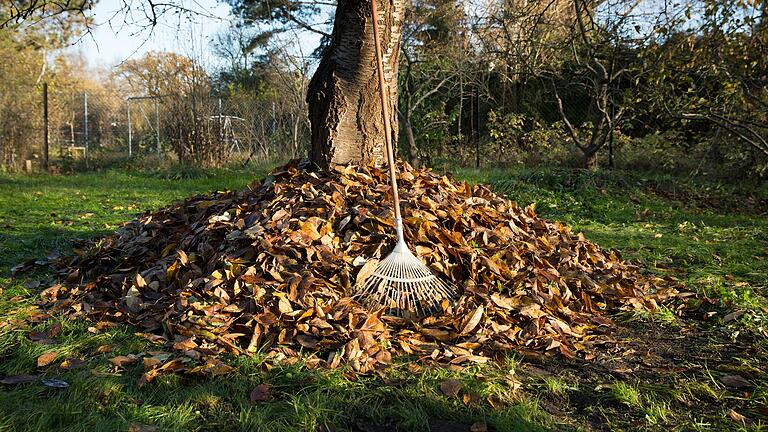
(351, 0, 458, 318)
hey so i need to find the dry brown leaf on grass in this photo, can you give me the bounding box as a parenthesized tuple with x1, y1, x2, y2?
(440, 379, 462, 397)
(0, 375, 38, 385)
(59, 358, 85, 370)
(728, 409, 753, 426)
(108, 355, 139, 367)
(36, 351, 57, 367)
(470, 421, 487, 432)
(250, 384, 272, 402)
(720, 375, 753, 389)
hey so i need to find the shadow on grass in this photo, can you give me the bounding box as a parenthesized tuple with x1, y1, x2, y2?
(0, 225, 114, 274)
(0, 319, 551, 432)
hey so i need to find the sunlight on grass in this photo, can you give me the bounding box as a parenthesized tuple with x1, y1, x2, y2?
(610, 382, 642, 407)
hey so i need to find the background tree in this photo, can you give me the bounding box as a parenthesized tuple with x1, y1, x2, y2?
(117, 51, 217, 164)
(0, 1, 91, 170)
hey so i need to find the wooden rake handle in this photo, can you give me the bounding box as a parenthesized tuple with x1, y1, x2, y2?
(370, 0, 404, 242)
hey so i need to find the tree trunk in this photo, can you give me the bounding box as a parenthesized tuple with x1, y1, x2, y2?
(584, 150, 599, 170)
(400, 113, 421, 166)
(307, 0, 403, 169)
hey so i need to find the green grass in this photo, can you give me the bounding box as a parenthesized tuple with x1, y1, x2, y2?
(1, 164, 767, 431)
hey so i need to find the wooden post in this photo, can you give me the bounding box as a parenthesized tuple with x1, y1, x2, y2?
(42, 83, 49, 171)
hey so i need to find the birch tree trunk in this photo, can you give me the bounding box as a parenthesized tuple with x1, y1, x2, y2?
(306, 0, 403, 169)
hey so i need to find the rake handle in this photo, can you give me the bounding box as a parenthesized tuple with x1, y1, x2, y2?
(370, 0, 405, 244)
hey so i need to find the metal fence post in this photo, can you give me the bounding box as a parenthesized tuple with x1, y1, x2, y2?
(475, 87, 480, 168)
(42, 83, 49, 171)
(84, 92, 89, 169)
(218, 97, 223, 148)
(155, 97, 160, 156)
(127, 99, 132, 157)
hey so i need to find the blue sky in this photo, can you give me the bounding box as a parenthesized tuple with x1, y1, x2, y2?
(69, 0, 236, 68)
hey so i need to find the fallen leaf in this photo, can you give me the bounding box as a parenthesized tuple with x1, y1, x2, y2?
(296, 334, 318, 349)
(124, 286, 141, 312)
(720, 375, 752, 389)
(723, 310, 744, 323)
(109, 355, 138, 367)
(729, 409, 753, 425)
(460, 305, 484, 335)
(440, 379, 462, 397)
(0, 375, 38, 385)
(37, 351, 58, 367)
(41, 378, 69, 388)
(250, 384, 272, 402)
(60, 358, 85, 370)
(470, 421, 487, 432)
(354, 259, 380, 286)
(46, 323, 62, 338)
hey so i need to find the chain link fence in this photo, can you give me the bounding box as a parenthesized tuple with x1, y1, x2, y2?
(4, 85, 309, 173)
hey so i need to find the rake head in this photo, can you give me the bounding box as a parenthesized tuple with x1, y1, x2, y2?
(352, 241, 458, 318)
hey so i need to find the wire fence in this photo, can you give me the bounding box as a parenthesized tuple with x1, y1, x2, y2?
(9, 85, 309, 172)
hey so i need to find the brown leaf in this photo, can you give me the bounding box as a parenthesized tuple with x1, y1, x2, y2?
(278, 296, 293, 314)
(250, 384, 272, 402)
(420, 328, 452, 341)
(440, 379, 462, 397)
(109, 355, 138, 367)
(37, 351, 58, 367)
(460, 305, 484, 335)
(354, 259, 380, 286)
(470, 421, 487, 432)
(720, 375, 752, 388)
(137, 359, 184, 387)
(177, 250, 189, 266)
(0, 375, 38, 385)
(723, 310, 744, 323)
(728, 409, 753, 425)
(60, 358, 85, 370)
(143, 357, 162, 370)
(298, 219, 322, 241)
(296, 334, 318, 349)
(172, 337, 197, 351)
(46, 323, 62, 338)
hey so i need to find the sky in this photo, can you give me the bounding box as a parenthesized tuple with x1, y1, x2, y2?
(68, 0, 237, 68)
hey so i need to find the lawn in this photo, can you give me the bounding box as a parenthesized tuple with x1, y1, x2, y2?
(1, 164, 766, 431)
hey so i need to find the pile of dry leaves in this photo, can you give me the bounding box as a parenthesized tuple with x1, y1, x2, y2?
(39, 160, 686, 379)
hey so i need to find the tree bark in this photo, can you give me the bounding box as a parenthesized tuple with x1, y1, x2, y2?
(584, 150, 598, 170)
(307, 0, 403, 169)
(399, 112, 421, 166)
